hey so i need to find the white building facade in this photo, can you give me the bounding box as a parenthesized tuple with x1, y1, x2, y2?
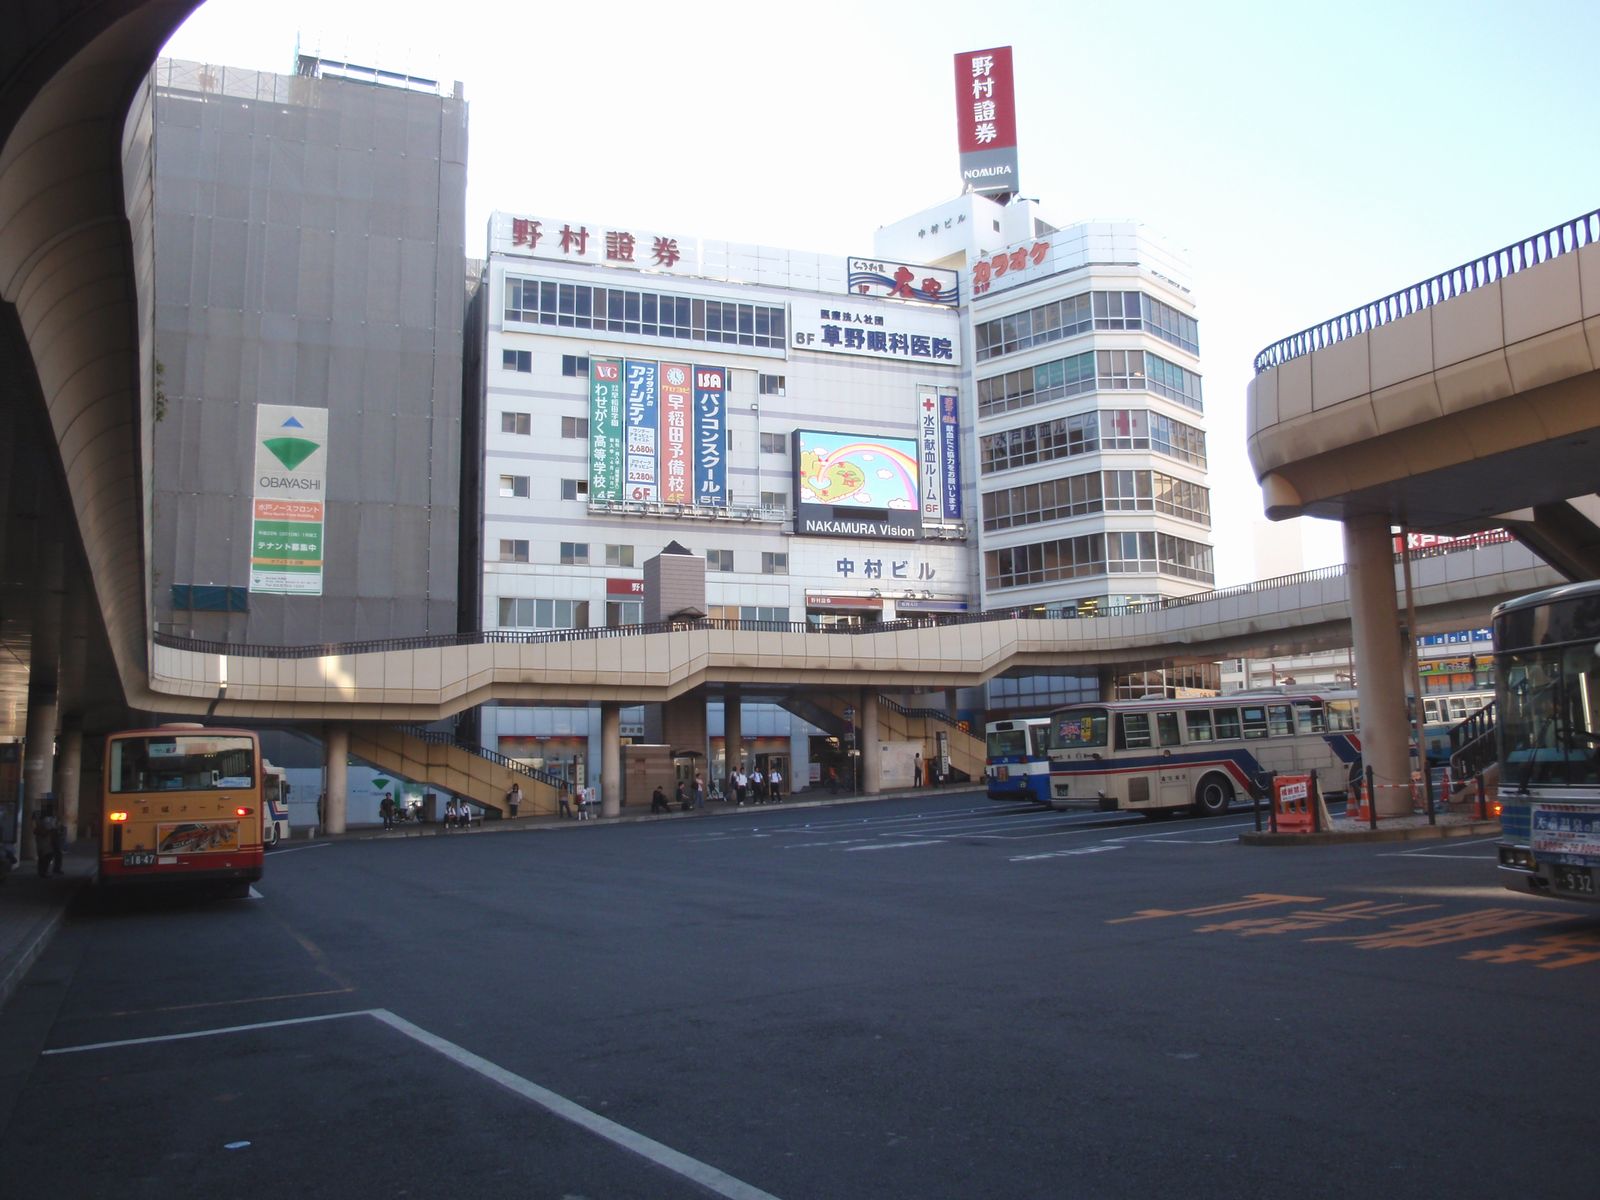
(476, 193, 1215, 782)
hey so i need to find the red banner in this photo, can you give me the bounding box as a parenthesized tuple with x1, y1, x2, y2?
(954, 47, 1017, 153)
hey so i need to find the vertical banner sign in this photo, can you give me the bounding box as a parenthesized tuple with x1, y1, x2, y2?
(624, 359, 660, 502)
(693, 365, 726, 507)
(660, 362, 693, 505)
(918, 387, 942, 520)
(251, 404, 327, 595)
(589, 359, 623, 502)
(954, 46, 1020, 197)
(939, 392, 963, 519)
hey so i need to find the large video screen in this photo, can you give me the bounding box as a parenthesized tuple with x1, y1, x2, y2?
(793, 430, 921, 540)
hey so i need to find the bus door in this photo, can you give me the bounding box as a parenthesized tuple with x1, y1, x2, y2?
(1154, 710, 1189, 809)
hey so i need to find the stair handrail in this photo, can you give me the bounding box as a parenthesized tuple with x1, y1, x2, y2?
(1446, 700, 1497, 782)
(878, 696, 973, 735)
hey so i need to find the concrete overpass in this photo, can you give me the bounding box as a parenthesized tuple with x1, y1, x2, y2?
(1248, 207, 1600, 811)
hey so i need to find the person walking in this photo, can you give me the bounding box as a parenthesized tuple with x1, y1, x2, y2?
(769, 764, 783, 802)
(559, 788, 573, 819)
(33, 809, 63, 877)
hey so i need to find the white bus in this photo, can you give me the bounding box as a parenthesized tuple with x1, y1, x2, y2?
(1046, 689, 1361, 817)
(1422, 689, 1493, 726)
(984, 717, 1053, 805)
(262, 761, 291, 847)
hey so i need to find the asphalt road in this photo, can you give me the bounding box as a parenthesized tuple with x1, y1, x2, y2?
(3, 791, 1598, 1199)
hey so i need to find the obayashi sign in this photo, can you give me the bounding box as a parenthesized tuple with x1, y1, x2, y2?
(250, 404, 327, 595)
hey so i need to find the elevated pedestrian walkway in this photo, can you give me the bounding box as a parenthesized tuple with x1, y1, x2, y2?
(1248, 207, 1600, 557)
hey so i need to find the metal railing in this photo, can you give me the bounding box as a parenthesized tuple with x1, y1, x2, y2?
(150, 528, 1519, 663)
(1253, 207, 1600, 373)
(879, 697, 973, 735)
(398, 726, 570, 792)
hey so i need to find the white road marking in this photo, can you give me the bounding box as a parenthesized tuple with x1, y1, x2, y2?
(247, 886, 263, 900)
(45, 1007, 785, 1200)
(842, 840, 946, 852)
(1010, 845, 1125, 863)
(42, 1009, 374, 1055)
(1107, 820, 1256, 844)
(265, 842, 334, 856)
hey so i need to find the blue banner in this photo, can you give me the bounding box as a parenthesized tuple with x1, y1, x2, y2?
(939, 393, 962, 519)
(624, 359, 659, 502)
(693, 365, 726, 506)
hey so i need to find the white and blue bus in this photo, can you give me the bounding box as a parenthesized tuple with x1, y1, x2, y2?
(985, 717, 1053, 805)
(1492, 582, 1600, 903)
(1045, 689, 1361, 817)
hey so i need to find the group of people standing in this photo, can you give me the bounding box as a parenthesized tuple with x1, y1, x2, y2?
(729, 763, 783, 806)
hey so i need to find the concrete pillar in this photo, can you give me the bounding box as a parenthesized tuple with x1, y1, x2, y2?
(20, 685, 58, 861)
(56, 724, 83, 845)
(324, 725, 350, 834)
(1096, 666, 1117, 701)
(1345, 514, 1411, 816)
(861, 691, 881, 795)
(600, 702, 622, 818)
(944, 688, 959, 721)
(723, 686, 742, 781)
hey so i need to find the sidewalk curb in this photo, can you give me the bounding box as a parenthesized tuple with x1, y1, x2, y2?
(1239, 819, 1501, 846)
(0, 880, 85, 1012)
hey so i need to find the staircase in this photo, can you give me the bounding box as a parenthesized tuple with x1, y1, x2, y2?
(1447, 700, 1499, 803)
(777, 693, 983, 782)
(348, 727, 569, 818)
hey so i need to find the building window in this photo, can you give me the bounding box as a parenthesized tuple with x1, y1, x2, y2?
(561, 354, 589, 377)
(499, 539, 529, 563)
(501, 411, 531, 435)
(706, 549, 734, 572)
(606, 544, 634, 567)
(560, 542, 589, 565)
(499, 474, 530, 498)
(759, 374, 786, 396)
(561, 416, 589, 439)
(502, 349, 532, 373)
(760, 490, 787, 512)
(761, 552, 788, 575)
(974, 289, 1199, 362)
(759, 432, 787, 454)
(561, 478, 588, 501)
(499, 597, 590, 629)
(505, 275, 787, 350)
(741, 605, 788, 624)
(977, 350, 1202, 418)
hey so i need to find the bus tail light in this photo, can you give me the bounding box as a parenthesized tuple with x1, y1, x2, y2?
(109, 811, 129, 823)
(1491, 801, 1503, 818)
(235, 806, 253, 818)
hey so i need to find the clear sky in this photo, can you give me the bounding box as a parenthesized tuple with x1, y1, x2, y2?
(161, 0, 1600, 586)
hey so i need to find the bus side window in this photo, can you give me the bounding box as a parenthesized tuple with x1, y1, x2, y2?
(1240, 706, 1269, 739)
(1186, 710, 1213, 742)
(1213, 708, 1241, 740)
(1327, 700, 1356, 732)
(1295, 703, 1326, 734)
(1156, 711, 1181, 747)
(1118, 712, 1152, 749)
(1267, 704, 1293, 736)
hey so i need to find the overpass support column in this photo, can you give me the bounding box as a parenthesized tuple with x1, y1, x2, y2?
(600, 702, 622, 818)
(860, 691, 881, 796)
(20, 685, 58, 862)
(323, 726, 350, 835)
(723, 687, 742, 781)
(1345, 513, 1411, 816)
(56, 724, 83, 845)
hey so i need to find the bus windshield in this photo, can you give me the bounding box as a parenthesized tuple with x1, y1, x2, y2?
(1054, 709, 1108, 749)
(109, 734, 259, 793)
(986, 729, 1030, 758)
(1499, 645, 1600, 787)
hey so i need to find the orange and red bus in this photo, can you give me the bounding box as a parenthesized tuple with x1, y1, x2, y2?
(100, 724, 264, 896)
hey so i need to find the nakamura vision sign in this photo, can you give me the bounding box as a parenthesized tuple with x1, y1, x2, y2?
(793, 429, 921, 541)
(954, 46, 1020, 197)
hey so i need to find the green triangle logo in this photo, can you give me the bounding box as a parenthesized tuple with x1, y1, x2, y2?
(373, 778, 391, 789)
(264, 437, 319, 471)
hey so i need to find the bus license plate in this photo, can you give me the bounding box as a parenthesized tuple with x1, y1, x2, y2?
(122, 851, 157, 868)
(1554, 865, 1596, 896)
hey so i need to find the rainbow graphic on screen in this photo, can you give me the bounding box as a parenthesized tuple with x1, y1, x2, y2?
(797, 432, 919, 510)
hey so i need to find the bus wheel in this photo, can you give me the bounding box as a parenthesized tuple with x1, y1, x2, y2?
(265, 824, 279, 848)
(1194, 774, 1234, 817)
